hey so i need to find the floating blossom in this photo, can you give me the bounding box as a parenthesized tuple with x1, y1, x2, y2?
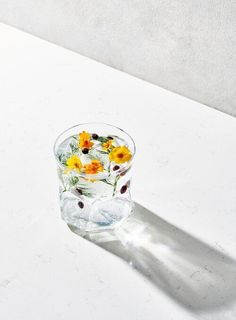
(66, 155, 82, 172)
(102, 139, 113, 151)
(79, 131, 90, 141)
(83, 159, 104, 174)
(78, 131, 94, 149)
(109, 146, 132, 164)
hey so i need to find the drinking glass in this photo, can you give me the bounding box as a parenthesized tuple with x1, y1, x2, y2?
(53, 123, 135, 235)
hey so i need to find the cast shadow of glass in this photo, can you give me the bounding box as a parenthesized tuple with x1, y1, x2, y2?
(69, 202, 236, 312)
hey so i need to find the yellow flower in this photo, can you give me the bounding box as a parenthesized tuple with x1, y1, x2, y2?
(102, 139, 113, 151)
(66, 155, 82, 172)
(78, 131, 94, 149)
(109, 146, 132, 164)
(83, 160, 104, 174)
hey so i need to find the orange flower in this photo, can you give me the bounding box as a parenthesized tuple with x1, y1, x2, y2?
(78, 131, 94, 149)
(109, 146, 132, 164)
(102, 139, 113, 151)
(83, 160, 104, 174)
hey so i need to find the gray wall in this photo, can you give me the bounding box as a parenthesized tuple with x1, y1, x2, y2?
(1, 0, 236, 116)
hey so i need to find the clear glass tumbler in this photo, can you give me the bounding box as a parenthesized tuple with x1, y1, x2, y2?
(53, 123, 135, 235)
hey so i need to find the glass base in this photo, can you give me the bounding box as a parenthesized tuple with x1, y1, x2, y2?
(60, 191, 134, 234)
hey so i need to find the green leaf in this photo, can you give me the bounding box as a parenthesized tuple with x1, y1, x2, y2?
(69, 176, 79, 186)
(57, 153, 67, 165)
(69, 143, 79, 153)
(82, 191, 94, 198)
(97, 150, 109, 154)
(97, 136, 109, 143)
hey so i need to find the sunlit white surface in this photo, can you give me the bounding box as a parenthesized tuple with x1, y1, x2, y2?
(0, 23, 236, 320)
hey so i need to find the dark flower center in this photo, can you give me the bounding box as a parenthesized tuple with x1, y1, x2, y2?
(117, 153, 124, 158)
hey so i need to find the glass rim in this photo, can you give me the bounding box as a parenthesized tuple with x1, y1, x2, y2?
(53, 122, 136, 177)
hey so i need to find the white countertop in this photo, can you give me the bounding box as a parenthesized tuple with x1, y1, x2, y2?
(1, 23, 236, 320)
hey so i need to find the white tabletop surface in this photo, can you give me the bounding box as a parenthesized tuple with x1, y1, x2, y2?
(1, 23, 236, 320)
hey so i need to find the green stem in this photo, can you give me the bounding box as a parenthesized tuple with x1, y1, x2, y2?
(112, 175, 120, 196)
(100, 179, 113, 186)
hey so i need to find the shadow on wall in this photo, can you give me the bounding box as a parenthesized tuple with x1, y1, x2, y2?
(69, 203, 236, 313)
